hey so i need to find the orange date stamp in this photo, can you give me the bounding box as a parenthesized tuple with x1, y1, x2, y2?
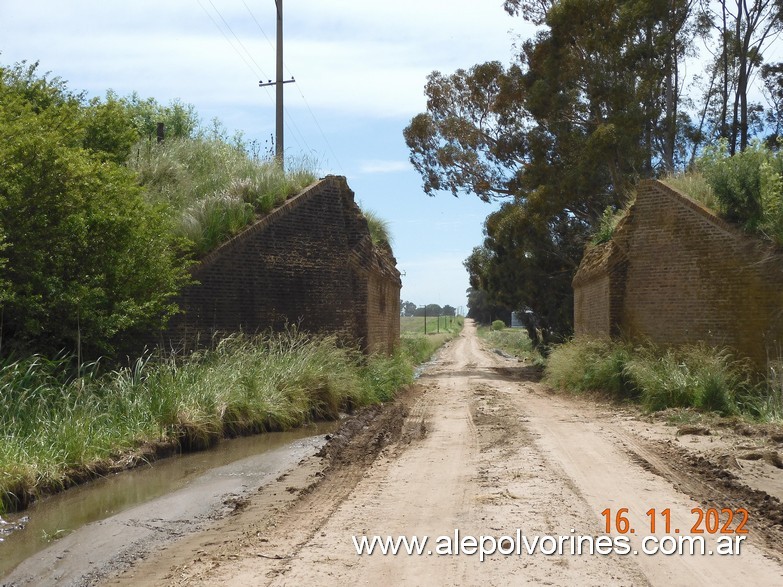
(601, 507, 749, 535)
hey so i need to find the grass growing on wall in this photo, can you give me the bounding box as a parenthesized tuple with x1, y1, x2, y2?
(362, 209, 393, 246)
(0, 328, 439, 514)
(544, 338, 781, 420)
(664, 141, 783, 245)
(129, 137, 317, 255)
(662, 172, 719, 212)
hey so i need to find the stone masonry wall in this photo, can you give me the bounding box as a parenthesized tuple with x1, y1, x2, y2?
(573, 180, 783, 367)
(159, 175, 401, 354)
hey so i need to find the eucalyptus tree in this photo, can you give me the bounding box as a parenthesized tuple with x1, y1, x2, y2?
(695, 0, 783, 154)
(406, 0, 703, 338)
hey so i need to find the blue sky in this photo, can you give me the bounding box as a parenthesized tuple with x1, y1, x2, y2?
(0, 0, 535, 311)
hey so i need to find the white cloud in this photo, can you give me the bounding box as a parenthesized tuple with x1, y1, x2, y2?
(358, 160, 410, 174)
(0, 0, 519, 306)
(0, 0, 527, 120)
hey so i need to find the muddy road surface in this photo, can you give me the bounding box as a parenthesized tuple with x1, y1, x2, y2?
(11, 320, 783, 586)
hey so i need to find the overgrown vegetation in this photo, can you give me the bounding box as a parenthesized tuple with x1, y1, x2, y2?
(662, 172, 719, 212)
(130, 138, 317, 256)
(0, 327, 447, 514)
(545, 338, 781, 421)
(478, 325, 542, 364)
(0, 59, 408, 515)
(0, 60, 396, 359)
(410, 2, 783, 338)
(590, 196, 635, 245)
(665, 141, 783, 245)
(361, 209, 393, 246)
(591, 141, 783, 245)
(0, 61, 191, 358)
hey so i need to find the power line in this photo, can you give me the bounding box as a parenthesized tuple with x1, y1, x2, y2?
(241, 0, 344, 173)
(206, 0, 270, 80)
(294, 85, 345, 173)
(196, 0, 310, 155)
(241, 0, 275, 49)
(195, 0, 264, 81)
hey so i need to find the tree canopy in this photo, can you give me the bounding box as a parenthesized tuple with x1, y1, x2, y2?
(405, 0, 783, 343)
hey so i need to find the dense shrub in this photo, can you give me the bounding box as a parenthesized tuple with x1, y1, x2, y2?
(546, 338, 751, 415)
(0, 62, 190, 357)
(696, 141, 783, 243)
(491, 319, 506, 331)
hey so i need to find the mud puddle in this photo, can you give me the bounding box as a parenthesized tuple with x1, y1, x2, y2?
(0, 422, 336, 584)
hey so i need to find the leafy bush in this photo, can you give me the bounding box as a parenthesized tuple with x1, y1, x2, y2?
(491, 319, 506, 331)
(0, 62, 190, 357)
(695, 141, 783, 243)
(120, 92, 200, 141)
(129, 137, 317, 255)
(699, 141, 764, 229)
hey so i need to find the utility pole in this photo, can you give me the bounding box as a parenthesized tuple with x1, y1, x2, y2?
(259, 0, 294, 169)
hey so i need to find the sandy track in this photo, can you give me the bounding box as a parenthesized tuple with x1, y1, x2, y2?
(107, 320, 783, 586)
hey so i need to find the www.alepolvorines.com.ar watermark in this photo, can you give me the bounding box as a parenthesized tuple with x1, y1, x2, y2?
(352, 529, 747, 561)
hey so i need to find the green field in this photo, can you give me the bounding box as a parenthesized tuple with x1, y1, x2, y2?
(400, 315, 463, 335)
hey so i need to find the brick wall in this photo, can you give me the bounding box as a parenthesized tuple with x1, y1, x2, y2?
(573, 180, 783, 367)
(158, 175, 401, 354)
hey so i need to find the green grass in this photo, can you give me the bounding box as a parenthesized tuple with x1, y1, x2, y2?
(662, 172, 718, 212)
(399, 316, 463, 369)
(400, 315, 463, 336)
(0, 328, 440, 514)
(544, 338, 779, 419)
(362, 209, 393, 246)
(477, 326, 542, 363)
(128, 137, 317, 255)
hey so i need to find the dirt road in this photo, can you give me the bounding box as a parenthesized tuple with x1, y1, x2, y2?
(106, 320, 783, 586)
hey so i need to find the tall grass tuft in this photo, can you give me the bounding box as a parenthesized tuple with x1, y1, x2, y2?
(129, 137, 317, 255)
(0, 326, 448, 514)
(662, 172, 719, 211)
(361, 209, 393, 246)
(546, 339, 753, 415)
(178, 193, 255, 255)
(546, 338, 634, 400)
(359, 348, 414, 404)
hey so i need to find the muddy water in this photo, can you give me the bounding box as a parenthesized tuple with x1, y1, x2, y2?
(0, 422, 336, 580)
